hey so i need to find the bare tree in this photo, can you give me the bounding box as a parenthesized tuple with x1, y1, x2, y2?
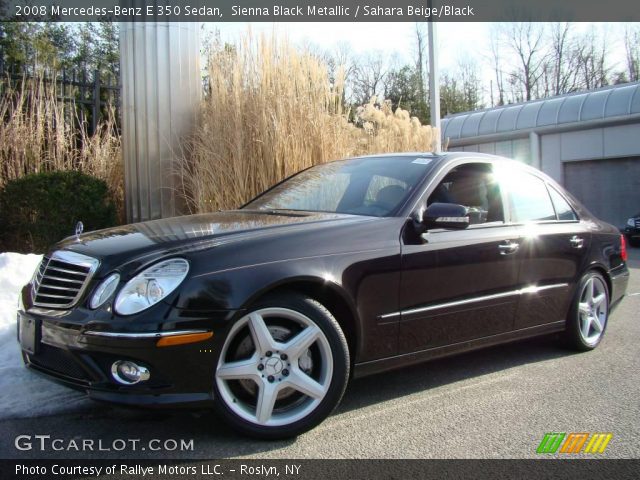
(414, 23, 427, 107)
(489, 27, 505, 106)
(547, 23, 581, 95)
(322, 42, 357, 94)
(499, 22, 547, 101)
(458, 59, 483, 110)
(575, 29, 611, 90)
(351, 51, 388, 105)
(624, 26, 640, 82)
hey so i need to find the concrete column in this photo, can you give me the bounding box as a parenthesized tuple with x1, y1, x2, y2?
(119, 21, 200, 223)
(529, 131, 541, 169)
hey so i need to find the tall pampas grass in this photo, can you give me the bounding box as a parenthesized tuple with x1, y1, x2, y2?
(0, 75, 123, 220)
(181, 32, 438, 213)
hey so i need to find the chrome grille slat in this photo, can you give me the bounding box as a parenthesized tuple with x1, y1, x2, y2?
(40, 275, 84, 285)
(45, 266, 89, 276)
(36, 294, 77, 300)
(35, 284, 76, 291)
(32, 251, 99, 309)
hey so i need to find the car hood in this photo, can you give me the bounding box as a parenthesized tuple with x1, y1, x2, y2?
(56, 210, 370, 261)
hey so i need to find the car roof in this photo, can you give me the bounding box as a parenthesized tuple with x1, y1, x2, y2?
(349, 151, 504, 161)
(343, 151, 551, 181)
(347, 151, 523, 169)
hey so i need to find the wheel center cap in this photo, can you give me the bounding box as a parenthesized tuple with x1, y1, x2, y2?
(265, 357, 284, 376)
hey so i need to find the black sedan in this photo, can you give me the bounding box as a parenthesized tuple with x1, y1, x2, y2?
(18, 152, 629, 438)
(623, 212, 640, 247)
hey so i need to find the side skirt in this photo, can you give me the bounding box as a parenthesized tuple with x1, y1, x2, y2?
(352, 320, 566, 379)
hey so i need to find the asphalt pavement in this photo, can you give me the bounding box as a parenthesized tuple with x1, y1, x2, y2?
(1, 250, 638, 459)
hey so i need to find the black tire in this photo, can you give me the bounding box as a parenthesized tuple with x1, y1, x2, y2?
(212, 292, 350, 439)
(564, 271, 610, 351)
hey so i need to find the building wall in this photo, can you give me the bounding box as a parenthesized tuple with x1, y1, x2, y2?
(449, 138, 532, 165)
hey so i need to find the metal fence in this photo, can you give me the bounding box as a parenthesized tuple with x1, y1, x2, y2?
(0, 60, 121, 135)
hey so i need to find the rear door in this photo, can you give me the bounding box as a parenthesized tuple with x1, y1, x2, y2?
(498, 168, 590, 329)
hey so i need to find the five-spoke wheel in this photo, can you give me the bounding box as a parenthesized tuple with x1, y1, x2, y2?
(565, 272, 610, 350)
(213, 293, 349, 438)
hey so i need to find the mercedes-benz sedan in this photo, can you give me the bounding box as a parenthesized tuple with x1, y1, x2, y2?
(18, 152, 629, 438)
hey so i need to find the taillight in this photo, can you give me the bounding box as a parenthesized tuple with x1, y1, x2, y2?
(621, 234, 628, 262)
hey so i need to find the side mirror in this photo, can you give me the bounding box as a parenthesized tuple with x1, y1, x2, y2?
(423, 203, 470, 230)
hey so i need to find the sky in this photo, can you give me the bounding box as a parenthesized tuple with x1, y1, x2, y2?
(210, 22, 492, 71)
(207, 22, 634, 106)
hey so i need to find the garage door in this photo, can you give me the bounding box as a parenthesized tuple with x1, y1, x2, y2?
(564, 157, 640, 228)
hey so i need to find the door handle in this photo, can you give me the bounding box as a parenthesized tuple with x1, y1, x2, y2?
(570, 235, 584, 249)
(498, 241, 520, 255)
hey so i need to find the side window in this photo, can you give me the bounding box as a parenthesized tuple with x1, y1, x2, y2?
(548, 185, 578, 221)
(427, 163, 504, 224)
(503, 171, 556, 222)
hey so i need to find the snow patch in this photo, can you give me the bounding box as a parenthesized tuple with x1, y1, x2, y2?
(0, 252, 92, 419)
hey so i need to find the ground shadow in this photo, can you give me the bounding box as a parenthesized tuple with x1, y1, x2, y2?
(1, 332, 577, 459)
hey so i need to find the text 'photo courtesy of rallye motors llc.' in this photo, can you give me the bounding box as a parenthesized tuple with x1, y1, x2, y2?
(2, 1, 640, 479)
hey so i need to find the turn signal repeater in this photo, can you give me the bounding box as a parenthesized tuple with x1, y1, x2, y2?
(156, 331, 213, 347)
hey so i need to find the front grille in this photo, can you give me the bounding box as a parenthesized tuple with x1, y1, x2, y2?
(32, 251, 99, 309)
(28, 344, 91, 381)
(635, 219, 640, 228)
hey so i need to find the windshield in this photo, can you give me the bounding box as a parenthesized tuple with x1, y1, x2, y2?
(244, 156, 434, 217)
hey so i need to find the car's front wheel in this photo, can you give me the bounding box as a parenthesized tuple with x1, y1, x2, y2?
(213, 293, 350, 439)
(564, 271, 609, 351)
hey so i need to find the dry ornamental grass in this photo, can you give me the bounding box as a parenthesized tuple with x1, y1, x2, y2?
(1, 33, 438, 222)
(0, 75, 124, 221)
(180, 33, 438, 213)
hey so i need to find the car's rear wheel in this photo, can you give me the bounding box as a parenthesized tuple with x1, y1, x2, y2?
(564, 272, 609, 351)
(213, 293, 349, 439)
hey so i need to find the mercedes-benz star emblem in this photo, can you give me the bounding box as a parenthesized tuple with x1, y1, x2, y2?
(265, 357, 284, 376)
(75, 221, 84, 241)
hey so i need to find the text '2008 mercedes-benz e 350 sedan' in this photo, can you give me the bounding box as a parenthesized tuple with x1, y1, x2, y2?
(17, 152, 629, 438)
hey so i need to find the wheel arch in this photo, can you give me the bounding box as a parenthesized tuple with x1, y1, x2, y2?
(239, 277, 361, 363)
(583, 263, 613, 299)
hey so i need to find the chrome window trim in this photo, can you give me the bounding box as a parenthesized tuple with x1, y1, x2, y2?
(379, 283, 569, 321)
(84, 329, 210, 339)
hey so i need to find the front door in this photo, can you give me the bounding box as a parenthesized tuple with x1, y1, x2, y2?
(398, 161, 521, 353)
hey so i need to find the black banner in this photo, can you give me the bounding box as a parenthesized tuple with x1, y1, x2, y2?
(2, 459, 640, 480)
(1, 0, 639, 22)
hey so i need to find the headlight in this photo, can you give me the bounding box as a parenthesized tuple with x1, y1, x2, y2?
(114, 259, 189, 315)
(627, 218, 636, 227)
(89, 273, 121, 309)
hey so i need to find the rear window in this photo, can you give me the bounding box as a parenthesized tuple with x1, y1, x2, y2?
(548, 185, 578, 221)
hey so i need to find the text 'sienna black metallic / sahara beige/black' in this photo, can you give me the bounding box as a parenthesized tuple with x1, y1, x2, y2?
(17, 153, 629, 438)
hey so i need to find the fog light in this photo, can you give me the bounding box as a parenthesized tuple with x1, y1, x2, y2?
(111, 360, 150, 385)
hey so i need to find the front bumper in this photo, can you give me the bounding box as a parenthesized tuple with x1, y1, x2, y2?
(624, 226, 640, 241)
(17, 306, 236, 409)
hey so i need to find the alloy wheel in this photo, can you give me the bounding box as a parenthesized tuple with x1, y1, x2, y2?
(577, 276, 608, 346)
(215, 307, 333, 427)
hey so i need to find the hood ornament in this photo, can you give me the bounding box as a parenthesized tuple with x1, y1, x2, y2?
(75, 221, 84, 241)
